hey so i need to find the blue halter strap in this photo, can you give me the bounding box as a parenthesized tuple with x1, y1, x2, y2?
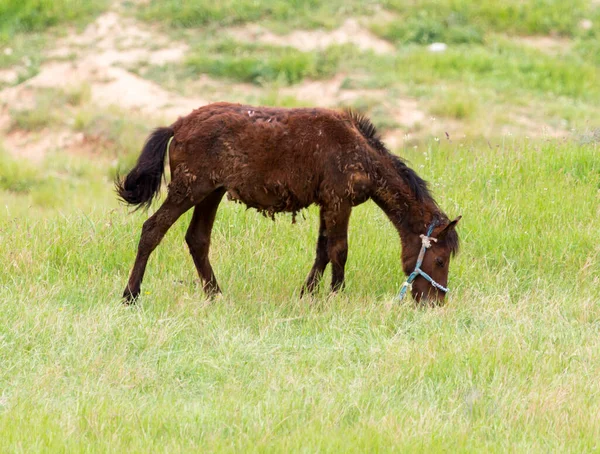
(397, 222, 449, 300)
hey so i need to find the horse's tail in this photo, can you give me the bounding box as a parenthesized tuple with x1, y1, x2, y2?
(115, 126, 174, 210)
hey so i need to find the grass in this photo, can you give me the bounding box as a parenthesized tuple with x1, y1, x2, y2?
(5, 86, 149, 177)
(428, 88, 479, 120)
(137, 28, 600, 134)
(0, 0, 107, 88)
(0, 148, 46, 193)
(1, 134, 600, 451)
(395, 42, 600, 100)
(380, 0, 600, 38)
(0, 149, 82, 207)
(371, 10, 485, 45)
(2, 0, 600, 450)
(137, 0, 600, 38)
(71, 104, 151, 173)
(185, 40, 344, 86)
(7, 87, 80, 132)
(138, 0, 380, 31)
(130, 0, 600, 138)
(0, 0, 108, 39)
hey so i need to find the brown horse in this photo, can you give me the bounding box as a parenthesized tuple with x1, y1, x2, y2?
(116, 102, 460, 303)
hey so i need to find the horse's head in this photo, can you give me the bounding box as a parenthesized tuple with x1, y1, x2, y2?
(401, 217, 461, 304)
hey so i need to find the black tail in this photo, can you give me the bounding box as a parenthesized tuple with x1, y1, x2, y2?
(115, 127, 174, 210)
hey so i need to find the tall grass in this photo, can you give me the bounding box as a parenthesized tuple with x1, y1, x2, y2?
(1, 136, 599, 451)
(2, 0, 600, 450)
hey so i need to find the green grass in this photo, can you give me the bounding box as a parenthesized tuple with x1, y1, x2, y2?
(381, 0, 600, 38)
(131, 0, 600, 137)
(0, 149, 46, 193)
(395, 42, 600, 100)
(428, 88, 479, 120)
(8, 88, 66, 131)
(2, 0, 600, 450)
(0, 0, 108, 39)
(0, 0, 107, 87)
(138, 0, 379, 30)
(71, 105, 151, 173)
(0, 147, 112, 208)
(5, 86, 150, 177)
(138, 0, 600, 39)
(185, 40, 344, 85)
(371, 10, 484, 45)
(1, 135, 599, 451)
(317, 40, 600, 103)
(138, 30, 600, 135)
(0, 32, 45, 72)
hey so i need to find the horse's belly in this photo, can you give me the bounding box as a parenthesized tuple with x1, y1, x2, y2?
(226, 184, 310, 214)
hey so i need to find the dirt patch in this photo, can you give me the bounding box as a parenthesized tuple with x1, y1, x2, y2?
(0, 106, 12, 130)
(2, 128, 83, 163)
(510, 113, 568, 138)
(228, 18, 395, 54)
(1, 10, 199, 118)
(1, 61, 207, 120)
(280, 74, 388, 106)
(65, 11, 187, 63)
(0, 10, 206, 161)
(177, 74, 264, 104)
(390, 100, 427, 128)
(46, 11, 188, 67)
(0, 69, 19, 85)
(518, 36, 571, 54)
(280, 74, 349, 106)
(0, 5, 575, 162)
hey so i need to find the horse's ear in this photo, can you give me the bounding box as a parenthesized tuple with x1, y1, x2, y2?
(438, 216, 461, 238)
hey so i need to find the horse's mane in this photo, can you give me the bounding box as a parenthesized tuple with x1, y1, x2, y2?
(346, 109, 459, 255)
(345, 109, 432, 203)
(445, 228, 460, 256)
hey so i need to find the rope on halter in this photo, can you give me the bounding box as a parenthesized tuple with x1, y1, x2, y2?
(396, 221, 449, 301)
(419, 234, 437, 249)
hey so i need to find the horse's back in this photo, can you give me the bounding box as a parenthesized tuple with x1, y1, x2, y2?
(169, 103, 375, 213)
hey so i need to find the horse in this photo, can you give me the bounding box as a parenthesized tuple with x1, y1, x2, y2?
(116, 102, 460, 304)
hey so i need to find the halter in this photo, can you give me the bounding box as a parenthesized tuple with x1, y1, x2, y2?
(397, 222, 449, 300)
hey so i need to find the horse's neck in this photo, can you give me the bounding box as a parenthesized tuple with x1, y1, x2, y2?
(373, 192, 437, 275)
(372, 173, 438, 238)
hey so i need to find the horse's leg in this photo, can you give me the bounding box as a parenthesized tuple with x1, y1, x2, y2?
(323, 205, 352, 293)
(185, 188, 225, 297)
(300, 209, 329, 296)
(123, 195, 194, 303)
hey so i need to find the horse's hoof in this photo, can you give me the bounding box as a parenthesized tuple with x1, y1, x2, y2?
(299, 285, 316, 298)
(204, 284, 222, 300)
(122, 289, 139, 305)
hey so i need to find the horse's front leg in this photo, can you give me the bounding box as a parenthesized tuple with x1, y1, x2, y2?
(300, 210, 329, 296)
(185, 188, 225, 297)
(323, 204, 351, 293)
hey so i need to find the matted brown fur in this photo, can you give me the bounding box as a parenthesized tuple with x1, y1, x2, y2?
(116, 102, 460, 304)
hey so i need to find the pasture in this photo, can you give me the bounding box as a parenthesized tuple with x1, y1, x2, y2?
(1, 0, 600, 451)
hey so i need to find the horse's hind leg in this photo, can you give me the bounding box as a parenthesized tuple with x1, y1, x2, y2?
(123, 194, 194, 303)
(300, 209, 329, 296)
(185, 188, 225, 297)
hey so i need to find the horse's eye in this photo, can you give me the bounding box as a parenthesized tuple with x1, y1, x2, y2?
(435, 257, 445, 268)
